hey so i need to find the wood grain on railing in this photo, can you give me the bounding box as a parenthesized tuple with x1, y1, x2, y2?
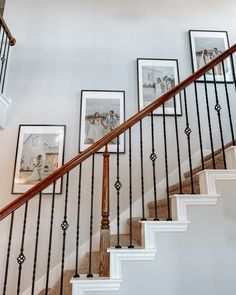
(0, 16, 16, 46)
(0, 43, 236, 221)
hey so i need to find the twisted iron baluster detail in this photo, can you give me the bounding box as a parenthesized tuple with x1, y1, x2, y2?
(115, 136, 122, 248)
(150, 111, 159, 220)
(74, 164, 82, 278)
(183, 89, 194, 194)
(60, 173, 70, 295)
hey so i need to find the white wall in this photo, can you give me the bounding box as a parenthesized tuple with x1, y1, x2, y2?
(1, 0, 236, 293)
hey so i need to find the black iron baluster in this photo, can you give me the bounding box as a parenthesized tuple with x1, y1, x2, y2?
(173, 95, 182, 194)
(212, 67, 227, 168)
(194, 81, 204, 169)
(87, 154, 95, 278)
(0, 31, 5, 60)
(221, 60, 235, 145)
(17, 202, 28, 295)
(74, 164, 82, 278)
(203, 74, 216, 168)
(150, 111, 158, 220)
(128, 128, 134, 248)
(162, 104, 171, 220)
(3, 212, 14, 295)
(230, 54, 236, 129)
(0, 33, 7, 87)
(183, 88, 194, 194)
(139, 120, 146, 221)
(31, 193, 42, 295)
(1, 40, 10, 93)
(60, 173, 70, 295)
(45, 182, 56, 294)
(114, 136, 122, 248)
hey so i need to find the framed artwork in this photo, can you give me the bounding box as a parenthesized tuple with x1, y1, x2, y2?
(12, 125, 66, 194)
(189, 30, 233, 82)
(137, 58, 182, 116)
(79, 90, 125, 153)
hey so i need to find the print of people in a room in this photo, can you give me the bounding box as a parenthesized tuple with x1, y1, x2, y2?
(85, 110, 118, 144)
(27, 154, 44, 182)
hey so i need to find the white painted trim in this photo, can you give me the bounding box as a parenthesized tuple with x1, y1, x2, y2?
(108, 248, 156, 279)
(141, 221, 189, 249)
(170, 194, 219, 222)
(71, 276, 122, 295)
(198, 170, 236, 195)
(225, 147, 236, 169)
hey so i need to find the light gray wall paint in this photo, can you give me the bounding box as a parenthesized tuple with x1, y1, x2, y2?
(0, 0, 236, 292)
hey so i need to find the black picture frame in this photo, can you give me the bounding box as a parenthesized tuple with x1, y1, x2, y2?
(79, 90, 126, 154)
(137, 58, 182, 116)
(189, 30, 234, 83)
(12, 124, 66, 195)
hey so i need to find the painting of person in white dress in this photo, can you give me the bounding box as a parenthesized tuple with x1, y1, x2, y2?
(28, 154, 44, 182)
(86, 112, 106, 143)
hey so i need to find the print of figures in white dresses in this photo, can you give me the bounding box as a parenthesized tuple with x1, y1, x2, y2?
(142, 66, 175, 108)
(85, 111, 118, 144)
(197, 48, 225, 75)
(27, 154, 44, 181)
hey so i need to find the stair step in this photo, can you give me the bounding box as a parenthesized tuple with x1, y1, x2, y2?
(203, 140, 235, 163)
(38, 269, 74, 295)
(169, 174, 200, 195)
(110, 233, 141, 247)
(147, 199, 169, 219)
(184, 153, 225, 179)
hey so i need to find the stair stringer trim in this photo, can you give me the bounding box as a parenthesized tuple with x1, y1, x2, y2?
(71, 169, 235, 295)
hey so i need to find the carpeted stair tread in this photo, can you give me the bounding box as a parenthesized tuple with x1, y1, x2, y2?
(184, 153, 225, 179)
(110, 233, 141, 247)
(203, 141, 235, 163)
(38, 269, 74, 295)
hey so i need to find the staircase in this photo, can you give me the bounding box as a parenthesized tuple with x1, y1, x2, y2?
(1, 40, 236, 295)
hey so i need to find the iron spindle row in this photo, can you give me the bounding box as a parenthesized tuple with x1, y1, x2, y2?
(60, 172, 70, 295)
(203, 73, 216, 168)
(183, 88, 194, 194)
(45, 182, 56, 294)
(115, 136, 122, 248)
(150, 111, 158, 220)
(162, 104, 171, 220)
(87, 154, 95, 278)
(221, 60, 235, 146)
(1, 40, 10, 93)
(194, 81, 205, 170)
(31, 193, 42, 295)
(74, 164, 83, 278)
(173, 95, 183, 194)
(0, 33, 8, 91)
(139, 120, 146, 221)
(128, 128, 134, 248)
(3, 212, 14, 295)
(212, 67, 227, 169)
(16, 201, 28, 295)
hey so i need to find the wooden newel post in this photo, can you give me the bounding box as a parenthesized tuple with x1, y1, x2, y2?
(99, 144, 110, 277)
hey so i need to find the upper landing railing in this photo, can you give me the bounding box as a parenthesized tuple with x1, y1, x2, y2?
(0, 16, 16, 93)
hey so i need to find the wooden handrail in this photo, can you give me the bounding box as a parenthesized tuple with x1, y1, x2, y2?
(0, 16, 16, 46)
(1, 43, 236, 221)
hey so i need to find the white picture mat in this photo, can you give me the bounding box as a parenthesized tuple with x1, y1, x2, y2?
(80, 91, 125, 153)
(138, 59, 181, 115)
(13, 125, 65, 194)
(190, 31, 232, 82)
